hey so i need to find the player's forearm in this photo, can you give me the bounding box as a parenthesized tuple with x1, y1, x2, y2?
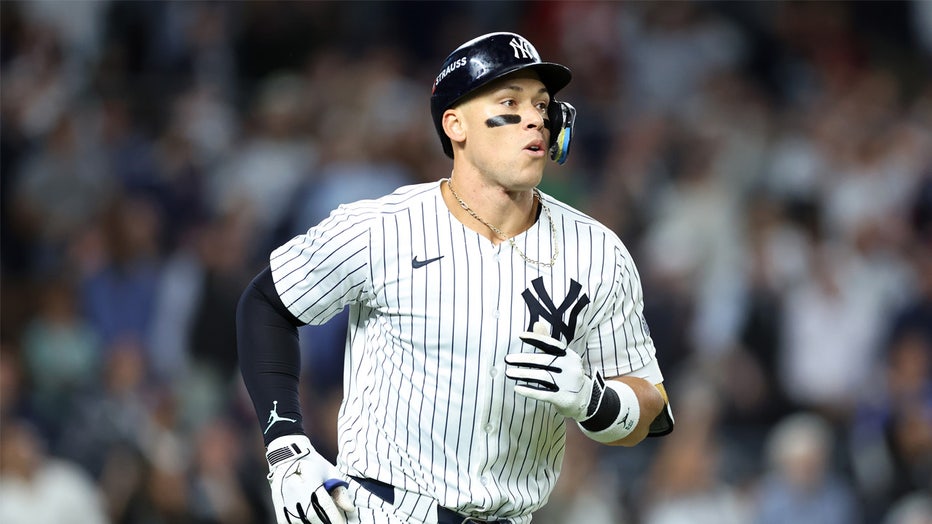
(236, 266, 307, 445)
(604, 376, 665, 446)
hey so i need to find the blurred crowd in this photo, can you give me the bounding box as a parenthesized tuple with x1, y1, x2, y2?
(1, 2, 931, 524)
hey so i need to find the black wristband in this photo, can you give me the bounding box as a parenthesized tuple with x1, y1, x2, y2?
(585, 372, 606, 418)
(580, 375, 622, 433)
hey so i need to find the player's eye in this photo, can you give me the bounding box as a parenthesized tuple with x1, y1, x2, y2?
(536, 102, 549, 112)
(501, 99, 517, 107)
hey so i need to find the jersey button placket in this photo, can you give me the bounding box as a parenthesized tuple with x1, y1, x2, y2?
(490, 242, 502, 261)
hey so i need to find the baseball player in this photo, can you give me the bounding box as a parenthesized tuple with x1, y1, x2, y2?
(236, 32, 674, 524)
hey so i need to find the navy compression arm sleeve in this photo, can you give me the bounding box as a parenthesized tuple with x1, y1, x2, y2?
(236, 266, 306, 445)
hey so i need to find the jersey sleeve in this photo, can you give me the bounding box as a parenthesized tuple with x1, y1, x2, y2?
(584, 243, 658, 379)
(269, 204, 373, 325)
(587, 241, 674, 436)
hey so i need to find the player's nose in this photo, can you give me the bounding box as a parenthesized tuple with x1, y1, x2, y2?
(522, 104, 545, 130)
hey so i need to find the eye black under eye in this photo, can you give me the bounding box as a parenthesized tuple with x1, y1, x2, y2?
(486, 115, 522, 127)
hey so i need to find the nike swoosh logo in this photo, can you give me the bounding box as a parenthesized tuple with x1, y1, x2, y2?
(412, 255, 444, 268)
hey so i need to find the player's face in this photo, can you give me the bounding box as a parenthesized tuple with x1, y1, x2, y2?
(456, 71, 551, 190)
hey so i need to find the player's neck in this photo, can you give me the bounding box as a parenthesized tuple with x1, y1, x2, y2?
(441, 174, 538, 244)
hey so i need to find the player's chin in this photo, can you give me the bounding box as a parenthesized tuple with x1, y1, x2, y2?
(501, 156, 546, 189)
(524, 158, 547, 181)
(513, 171, 545, 193)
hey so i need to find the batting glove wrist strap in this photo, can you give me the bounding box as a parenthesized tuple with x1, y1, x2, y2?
(577, 379, 640, 443)
(266, 435, 355, 524)
(267, 435, 310, 469)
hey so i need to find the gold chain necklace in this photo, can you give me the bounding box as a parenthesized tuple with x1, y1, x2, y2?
(446, 178, 559, 267)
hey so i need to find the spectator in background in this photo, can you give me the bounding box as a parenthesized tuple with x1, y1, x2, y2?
(9, 112, 113, 272)
(285, 50, 419, 234)
(206, 73, 317, 243)
(144, 83, 229, 383)
(181, 210, 256, 428)
(641, 379, 750, 524)
(778, 235, 892, 420)
(0, 419, 110, 524)
(188, 418, 264, 524)
(0, 345, 31, 423)
(850, 237, 932, 522)
(20, 277, 101, 441)
(56, 339, 151, 480)
(618, 2, 748, 117)
(882, 492, 932, 524)
(752, 412, 859, 524)
(725, 194, 802, 429)
(80, 195, 161, 356)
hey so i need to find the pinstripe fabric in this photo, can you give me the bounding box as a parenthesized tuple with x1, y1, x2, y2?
(269, 181, 661, 520)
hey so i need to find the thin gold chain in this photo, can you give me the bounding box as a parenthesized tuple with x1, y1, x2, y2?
(446, 178, 558, 267)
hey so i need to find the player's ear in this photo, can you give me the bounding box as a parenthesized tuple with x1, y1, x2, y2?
(442, 108, 467, 147)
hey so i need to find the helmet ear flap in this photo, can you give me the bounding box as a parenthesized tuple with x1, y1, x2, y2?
(547, 100, 576, 165)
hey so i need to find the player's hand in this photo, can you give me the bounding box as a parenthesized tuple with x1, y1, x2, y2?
(505, 322, 597, 421)
(266, 434, 355, 524)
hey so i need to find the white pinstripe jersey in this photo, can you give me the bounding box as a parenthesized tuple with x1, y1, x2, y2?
(270, 181, 663, 519)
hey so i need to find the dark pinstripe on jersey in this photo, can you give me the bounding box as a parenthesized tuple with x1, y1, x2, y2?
(269, 181, 661, 519)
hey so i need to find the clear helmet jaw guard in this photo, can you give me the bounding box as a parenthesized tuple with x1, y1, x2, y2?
(547, 100, 576, 165)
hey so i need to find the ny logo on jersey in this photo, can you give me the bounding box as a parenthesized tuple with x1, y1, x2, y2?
(522, 277, 590, 343)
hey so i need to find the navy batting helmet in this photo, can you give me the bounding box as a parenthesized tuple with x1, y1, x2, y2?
(430, 32, 575, 163)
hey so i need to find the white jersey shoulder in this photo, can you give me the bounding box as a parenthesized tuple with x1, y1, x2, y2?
(269, 182, 438, 325)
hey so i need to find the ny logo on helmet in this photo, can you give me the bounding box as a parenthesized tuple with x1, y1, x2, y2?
(509, 37, 537, 60)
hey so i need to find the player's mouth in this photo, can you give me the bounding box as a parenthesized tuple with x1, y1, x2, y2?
(524, 139, 546, 157)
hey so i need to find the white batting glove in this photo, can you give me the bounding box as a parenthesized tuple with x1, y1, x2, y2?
(505, 322, 598, 421)
(266, 435, 355, 524)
